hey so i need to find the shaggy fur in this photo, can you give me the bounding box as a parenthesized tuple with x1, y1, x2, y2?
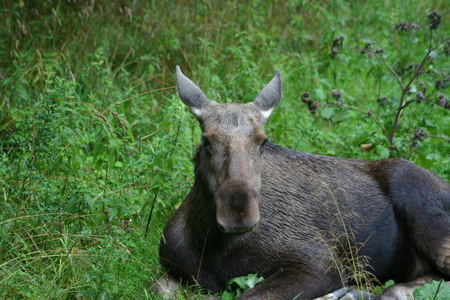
(159, 68, 450, 300)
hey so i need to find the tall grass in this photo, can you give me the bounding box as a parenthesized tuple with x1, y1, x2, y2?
(1, 0, 449, 298)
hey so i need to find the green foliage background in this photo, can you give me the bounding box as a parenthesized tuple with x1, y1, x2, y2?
(0, 0, 449, 299)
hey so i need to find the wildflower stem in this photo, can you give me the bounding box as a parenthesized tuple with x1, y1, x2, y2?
(387, 36, 450, 148)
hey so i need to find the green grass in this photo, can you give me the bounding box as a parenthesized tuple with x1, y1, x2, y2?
(1, 1, 449, 299)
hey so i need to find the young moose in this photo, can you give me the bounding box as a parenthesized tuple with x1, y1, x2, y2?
(159, 67, 450, 299)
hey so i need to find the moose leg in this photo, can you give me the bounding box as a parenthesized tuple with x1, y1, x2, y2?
(436, 237, 450, 275)
(404, 205, 450, 276)
(370, 160, 450, 277)
(374, 274, 449, 300)
(239, 267, 344, 300)
(410, 225, 450, 276)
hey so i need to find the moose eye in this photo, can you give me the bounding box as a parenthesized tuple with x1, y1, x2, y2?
(260, 138, 268, 155)
(202, 136, 212, 153)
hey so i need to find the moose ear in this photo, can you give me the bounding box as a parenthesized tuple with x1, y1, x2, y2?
(176, 66, 214, 118)
(254, 69, 282, 120)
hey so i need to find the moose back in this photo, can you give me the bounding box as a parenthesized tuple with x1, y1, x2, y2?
(159, 67, 450, 300)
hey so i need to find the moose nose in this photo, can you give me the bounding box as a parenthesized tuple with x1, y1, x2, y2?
(214, 179, 261, 234)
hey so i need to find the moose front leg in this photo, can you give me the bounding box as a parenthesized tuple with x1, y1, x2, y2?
(239, 267, 344, 300)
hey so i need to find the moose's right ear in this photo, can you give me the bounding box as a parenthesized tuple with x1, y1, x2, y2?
(176, 66, 214, 118)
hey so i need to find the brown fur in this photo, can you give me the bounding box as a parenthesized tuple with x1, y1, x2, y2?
(159, 67, 450, 299)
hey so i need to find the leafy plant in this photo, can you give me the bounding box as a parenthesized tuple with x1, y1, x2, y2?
(220, 274, 265, 300)
(373, 280, 396, 295)
(301, 10, 449, 159)
(413, 280, 450, 300)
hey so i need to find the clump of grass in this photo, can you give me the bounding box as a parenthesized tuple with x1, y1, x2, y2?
(316, 186, 378, 297)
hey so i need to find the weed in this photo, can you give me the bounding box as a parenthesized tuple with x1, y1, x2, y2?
(414, 280, 450, 300)
(220, 274, 265, 300)
(301, 11, 449, 159)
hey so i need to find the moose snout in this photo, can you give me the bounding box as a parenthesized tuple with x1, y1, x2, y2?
(215, 181, 261, 234)
(216, 210, 260, 234)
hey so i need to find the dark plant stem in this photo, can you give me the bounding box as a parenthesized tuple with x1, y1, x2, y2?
(168, 121, 182, 160)
(104, 159, 109, 228)
(386, 34, 450, 149)
(432, 279, 443, 300)
(145, 193, 158, 238)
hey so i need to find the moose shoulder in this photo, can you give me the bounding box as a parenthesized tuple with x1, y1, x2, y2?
(159, 67, 450, 300)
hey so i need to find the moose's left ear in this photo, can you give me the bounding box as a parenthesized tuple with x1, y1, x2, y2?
(254, 69, 282, 120)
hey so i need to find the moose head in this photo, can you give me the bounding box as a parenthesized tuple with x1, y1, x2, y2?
(176, 66, 282, 233)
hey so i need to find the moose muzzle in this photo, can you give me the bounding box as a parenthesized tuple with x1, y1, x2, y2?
(215, 179, 261, 234)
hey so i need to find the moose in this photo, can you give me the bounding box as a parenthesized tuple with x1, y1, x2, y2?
(158, 67, 450, 299)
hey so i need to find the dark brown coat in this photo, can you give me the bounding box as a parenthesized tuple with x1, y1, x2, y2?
(159, 67, 450, 300)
